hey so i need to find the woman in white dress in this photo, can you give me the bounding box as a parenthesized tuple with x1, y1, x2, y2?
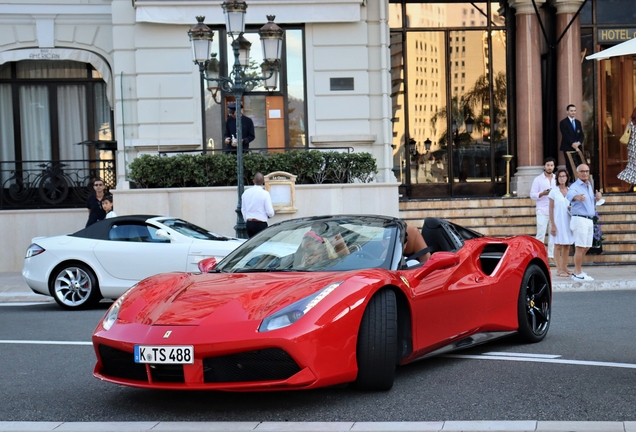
(549, 168, 574, 277)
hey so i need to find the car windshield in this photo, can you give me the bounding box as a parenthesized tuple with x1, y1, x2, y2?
(160, 219, 233, 241)
(216, 217, 400, 273)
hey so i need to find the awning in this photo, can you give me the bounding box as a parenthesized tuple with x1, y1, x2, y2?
(0, 48, 113, 106)
(586, 38, 636, 60)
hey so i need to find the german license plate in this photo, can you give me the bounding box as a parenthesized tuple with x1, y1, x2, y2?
(134, 345, 194, 364)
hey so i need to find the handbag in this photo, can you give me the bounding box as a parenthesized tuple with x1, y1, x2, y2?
(619, 124, 631, 145)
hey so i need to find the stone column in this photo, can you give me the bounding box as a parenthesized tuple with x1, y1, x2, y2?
(509, 0, 546, 197)
(112, 0, 138, 190)
(555, 0, 584, 169)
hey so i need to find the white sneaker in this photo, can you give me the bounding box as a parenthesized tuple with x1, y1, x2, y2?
(571, 273, 594, 282)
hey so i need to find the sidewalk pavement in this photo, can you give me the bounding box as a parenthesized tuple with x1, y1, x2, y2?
(2, 266, 636, 303)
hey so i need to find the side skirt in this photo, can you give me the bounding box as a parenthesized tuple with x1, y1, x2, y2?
(406, 331, 517, 364)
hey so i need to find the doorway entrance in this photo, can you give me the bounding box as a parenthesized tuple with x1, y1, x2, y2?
(598, 54, 635, 192)
(389, 1, 509, 199)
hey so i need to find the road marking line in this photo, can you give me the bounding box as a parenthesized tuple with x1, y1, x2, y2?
(0, 303, 53, 307)
(445, 353, 636, 369)
(482, 351, 562, 359)
(0, 340, 92, 346)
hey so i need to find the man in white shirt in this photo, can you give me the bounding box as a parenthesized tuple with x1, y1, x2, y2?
(529, 157, 556, 259)
(241, 172, 275, 238)
(566, 164, 602, 282)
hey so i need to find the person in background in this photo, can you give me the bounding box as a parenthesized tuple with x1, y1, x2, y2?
(102, 195, 117, 219)
(223, 102, 255, 153)
(617, 107, 636, 187)
(294, 230, 330, 268)
(307, 221, 351, 257)
(241, 172, 274, 238)
(530, 157, 556, 260)
(403, 225, 430, 264)
(86, 178, 106, 227)
(566, 164, 602, 282)
(559, 104, 584, 181)
(549, 168, 574, 277)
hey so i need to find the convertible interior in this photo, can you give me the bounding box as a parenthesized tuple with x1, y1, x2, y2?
(419, 217, 507, 275)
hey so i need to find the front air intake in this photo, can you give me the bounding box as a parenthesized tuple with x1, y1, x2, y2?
(203, 348, 301, 383)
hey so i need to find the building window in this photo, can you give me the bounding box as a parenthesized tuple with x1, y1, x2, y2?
(0, 60, 112, 185)
(205, 27, 306, 152)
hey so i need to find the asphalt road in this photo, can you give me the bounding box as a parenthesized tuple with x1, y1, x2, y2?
(1, 290, 635, 422)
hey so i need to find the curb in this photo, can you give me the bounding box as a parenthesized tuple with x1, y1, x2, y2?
(553, 281, 636, 292)
(0, 421, 636, 432)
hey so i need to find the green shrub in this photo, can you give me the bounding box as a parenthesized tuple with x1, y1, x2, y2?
(128, 150, 377, 188)
(202, 153, 239, 186)
(168, 154, 206, 187)
(242, 152, 271, 184)
(349, 152, 378, 183)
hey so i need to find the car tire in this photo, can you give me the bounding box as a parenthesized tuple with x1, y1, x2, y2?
(355, 289, 398, 391)
(517, 263, 551, 343)
(49, 263, 102, 310)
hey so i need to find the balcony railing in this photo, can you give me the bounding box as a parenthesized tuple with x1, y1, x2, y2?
(0, 159, 116, 210)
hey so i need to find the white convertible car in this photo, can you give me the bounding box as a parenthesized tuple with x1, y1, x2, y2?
(23, 215, 244, 310)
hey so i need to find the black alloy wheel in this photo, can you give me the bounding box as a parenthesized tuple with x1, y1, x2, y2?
(517, 264, 551, 343)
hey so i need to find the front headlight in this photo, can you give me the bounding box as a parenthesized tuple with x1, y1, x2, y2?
(258, 281, 342, 332)
(102, 287, 134, 331)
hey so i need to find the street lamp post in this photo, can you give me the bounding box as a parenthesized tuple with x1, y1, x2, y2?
(424, 138, 432, 153)
(465, 115, 475, 135)
(188, 17, 214, 155)
(188, 2, 283, 238)
(408, 138, 418, 184)
(452, 116, 475, 146)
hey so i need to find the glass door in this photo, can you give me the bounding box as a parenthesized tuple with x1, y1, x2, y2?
(389, 1, 508, 198)
(406, 31, 448, 194)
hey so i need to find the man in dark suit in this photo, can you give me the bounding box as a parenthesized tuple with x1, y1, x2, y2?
(224, 102, 255, 153)
(559, 104, 584, 180)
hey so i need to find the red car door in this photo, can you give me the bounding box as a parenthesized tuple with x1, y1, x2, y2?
(407, 248, 487, 356)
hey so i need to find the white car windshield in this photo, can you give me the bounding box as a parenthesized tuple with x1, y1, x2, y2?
(160, 219, 233, 241)
(216, 217, 399, 273)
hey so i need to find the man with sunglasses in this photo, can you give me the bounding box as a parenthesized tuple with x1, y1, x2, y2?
(86, 179, 107, 227)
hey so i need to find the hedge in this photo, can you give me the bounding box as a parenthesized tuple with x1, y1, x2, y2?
(128, 150, 378, 188)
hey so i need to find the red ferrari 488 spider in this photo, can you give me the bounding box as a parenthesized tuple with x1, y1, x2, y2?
(92, 215, 551, 391)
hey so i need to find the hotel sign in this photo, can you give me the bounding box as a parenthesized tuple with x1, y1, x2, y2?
(28, 49, 62, 60)
(598, 29, 636, 43)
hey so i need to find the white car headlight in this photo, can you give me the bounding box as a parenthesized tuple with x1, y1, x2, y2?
(258, 282, 342, 332)
(25, 244, 45, 258)
(102, 288, 134, 331)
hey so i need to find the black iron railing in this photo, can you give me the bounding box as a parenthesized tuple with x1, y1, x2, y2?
(157, 146, 356, 156)
(0, 159, 116, 210)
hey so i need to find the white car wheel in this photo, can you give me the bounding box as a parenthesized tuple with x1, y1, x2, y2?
(50, 264, 101, 310)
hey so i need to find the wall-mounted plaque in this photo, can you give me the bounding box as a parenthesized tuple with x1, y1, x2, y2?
(330, 77, 354, 91)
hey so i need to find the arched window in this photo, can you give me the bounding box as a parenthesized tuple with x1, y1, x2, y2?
(0, 60, 113, 207)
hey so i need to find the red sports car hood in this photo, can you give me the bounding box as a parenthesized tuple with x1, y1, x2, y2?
(120, 271, 355, 326)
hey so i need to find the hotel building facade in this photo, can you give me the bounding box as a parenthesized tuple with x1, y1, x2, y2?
(0, 0, 634, 204)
